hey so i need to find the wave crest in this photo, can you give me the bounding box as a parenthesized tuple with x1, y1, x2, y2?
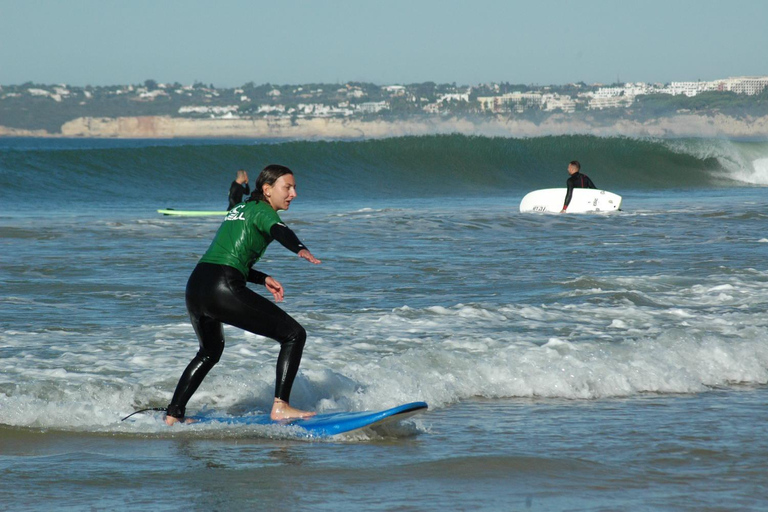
(1, 135, 767, 206)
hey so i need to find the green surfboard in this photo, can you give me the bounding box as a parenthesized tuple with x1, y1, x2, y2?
(157, 209, 228, 217)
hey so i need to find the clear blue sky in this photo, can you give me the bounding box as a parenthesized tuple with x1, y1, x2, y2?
(1, 0, 766, 87)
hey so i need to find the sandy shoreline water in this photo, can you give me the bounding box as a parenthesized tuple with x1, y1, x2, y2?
(2, 113, 768, 139)
(4, 393, 768, 511)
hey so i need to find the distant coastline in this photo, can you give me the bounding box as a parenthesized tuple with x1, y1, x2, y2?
(2, 113, 768, 139)
(3, 78, 768, 139)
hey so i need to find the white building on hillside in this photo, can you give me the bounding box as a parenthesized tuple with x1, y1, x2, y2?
(438, 93, 470, 103)
(27, 88, 66, 102)
(623, 82, 653, 98)
(718, 76, 768, 95)
(296, 103, 354, 117)
(347, 89, 365, 98)
(593, 87, 624, 98)
(178, 105, 239, 116)
(383, 85, 406, 96)
(588, 95, 632, 110)
(477, 92, 543, 113)
(358, 101, 389, 114)
(139, 89, 168, 100)
(542, 94, 576, 113)
(257, 105, 286, 115)
(28, 88, 50, 97)
(662, 81, 716, 97)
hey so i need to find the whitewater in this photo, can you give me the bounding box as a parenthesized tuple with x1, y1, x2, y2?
(1, 134, 768, 510)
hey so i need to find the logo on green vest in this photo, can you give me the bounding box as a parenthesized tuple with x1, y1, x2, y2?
(225, 204, 246, 221)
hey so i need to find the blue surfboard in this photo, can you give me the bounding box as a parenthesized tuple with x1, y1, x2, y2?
(190, 401, 428, 437)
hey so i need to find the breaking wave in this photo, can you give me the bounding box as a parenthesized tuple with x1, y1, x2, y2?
(1, 135, 767, 208)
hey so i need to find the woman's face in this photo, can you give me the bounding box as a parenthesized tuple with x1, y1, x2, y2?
(264, 174, 297, 211)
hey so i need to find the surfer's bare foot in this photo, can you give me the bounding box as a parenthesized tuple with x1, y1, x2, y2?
(164, 415, 196, 426)
(165, 414, 182, 426)
(270, 398, 316, 420)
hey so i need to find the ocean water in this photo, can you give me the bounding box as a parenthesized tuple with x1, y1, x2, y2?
(1, 135, 768, 511)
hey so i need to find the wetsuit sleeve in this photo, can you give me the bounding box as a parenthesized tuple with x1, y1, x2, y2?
(270, 223, 307, 254)
(563, 177, 574, 209)
(586, 176, 597, 189)
(228, 181, 240, 210)
(228, 183, 251, 209)
(247, 268, 268, 285)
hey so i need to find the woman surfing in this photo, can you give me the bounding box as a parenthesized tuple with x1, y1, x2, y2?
(165, 164, 321, 425)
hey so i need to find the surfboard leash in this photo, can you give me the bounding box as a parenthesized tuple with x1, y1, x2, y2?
(121, 407, 167, 421)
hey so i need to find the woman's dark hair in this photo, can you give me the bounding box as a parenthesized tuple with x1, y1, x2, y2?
(247, 164, 293, 202)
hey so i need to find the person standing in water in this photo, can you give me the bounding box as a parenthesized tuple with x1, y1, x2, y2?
(166, 164, 321, 425)
(227, 169, 250, 210)
(560, 160, 597, 213)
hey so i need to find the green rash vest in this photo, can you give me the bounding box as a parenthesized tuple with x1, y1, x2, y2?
(198, 201, 282, 277)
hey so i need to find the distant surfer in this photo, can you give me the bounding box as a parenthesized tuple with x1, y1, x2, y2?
(166, 164, 321, 426)
(227, 169, 250, 210)
(560, 161, 597, 213)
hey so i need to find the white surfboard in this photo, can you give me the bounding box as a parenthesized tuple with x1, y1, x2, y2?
(519, 188, 622, 213)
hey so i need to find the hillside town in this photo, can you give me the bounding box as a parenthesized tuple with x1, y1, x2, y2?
(478, 76, 768, 113)
(1, 76, 767, 134)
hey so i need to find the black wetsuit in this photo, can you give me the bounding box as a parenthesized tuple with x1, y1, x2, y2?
(227, 181, 251, 210)
(167, 202, 309, 420)
(563, 172, 597, 210)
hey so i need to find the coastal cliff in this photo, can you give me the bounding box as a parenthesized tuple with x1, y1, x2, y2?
(3, 113, 768, 139)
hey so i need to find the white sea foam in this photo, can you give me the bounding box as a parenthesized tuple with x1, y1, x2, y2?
(3, 269, 768, 433)
(663, 138, 768, 185)
(732, 157, 768, 185)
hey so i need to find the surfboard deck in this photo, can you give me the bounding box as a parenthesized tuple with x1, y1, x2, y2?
(519, 188, 622, 213)
(191, 401, 428, 437)
(157, 208, 228, 217)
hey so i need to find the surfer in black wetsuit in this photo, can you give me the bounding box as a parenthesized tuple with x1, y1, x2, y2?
(165, 165, 321, 426)
(561, 160, 597, 213)
(227, 169, 250, 210)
